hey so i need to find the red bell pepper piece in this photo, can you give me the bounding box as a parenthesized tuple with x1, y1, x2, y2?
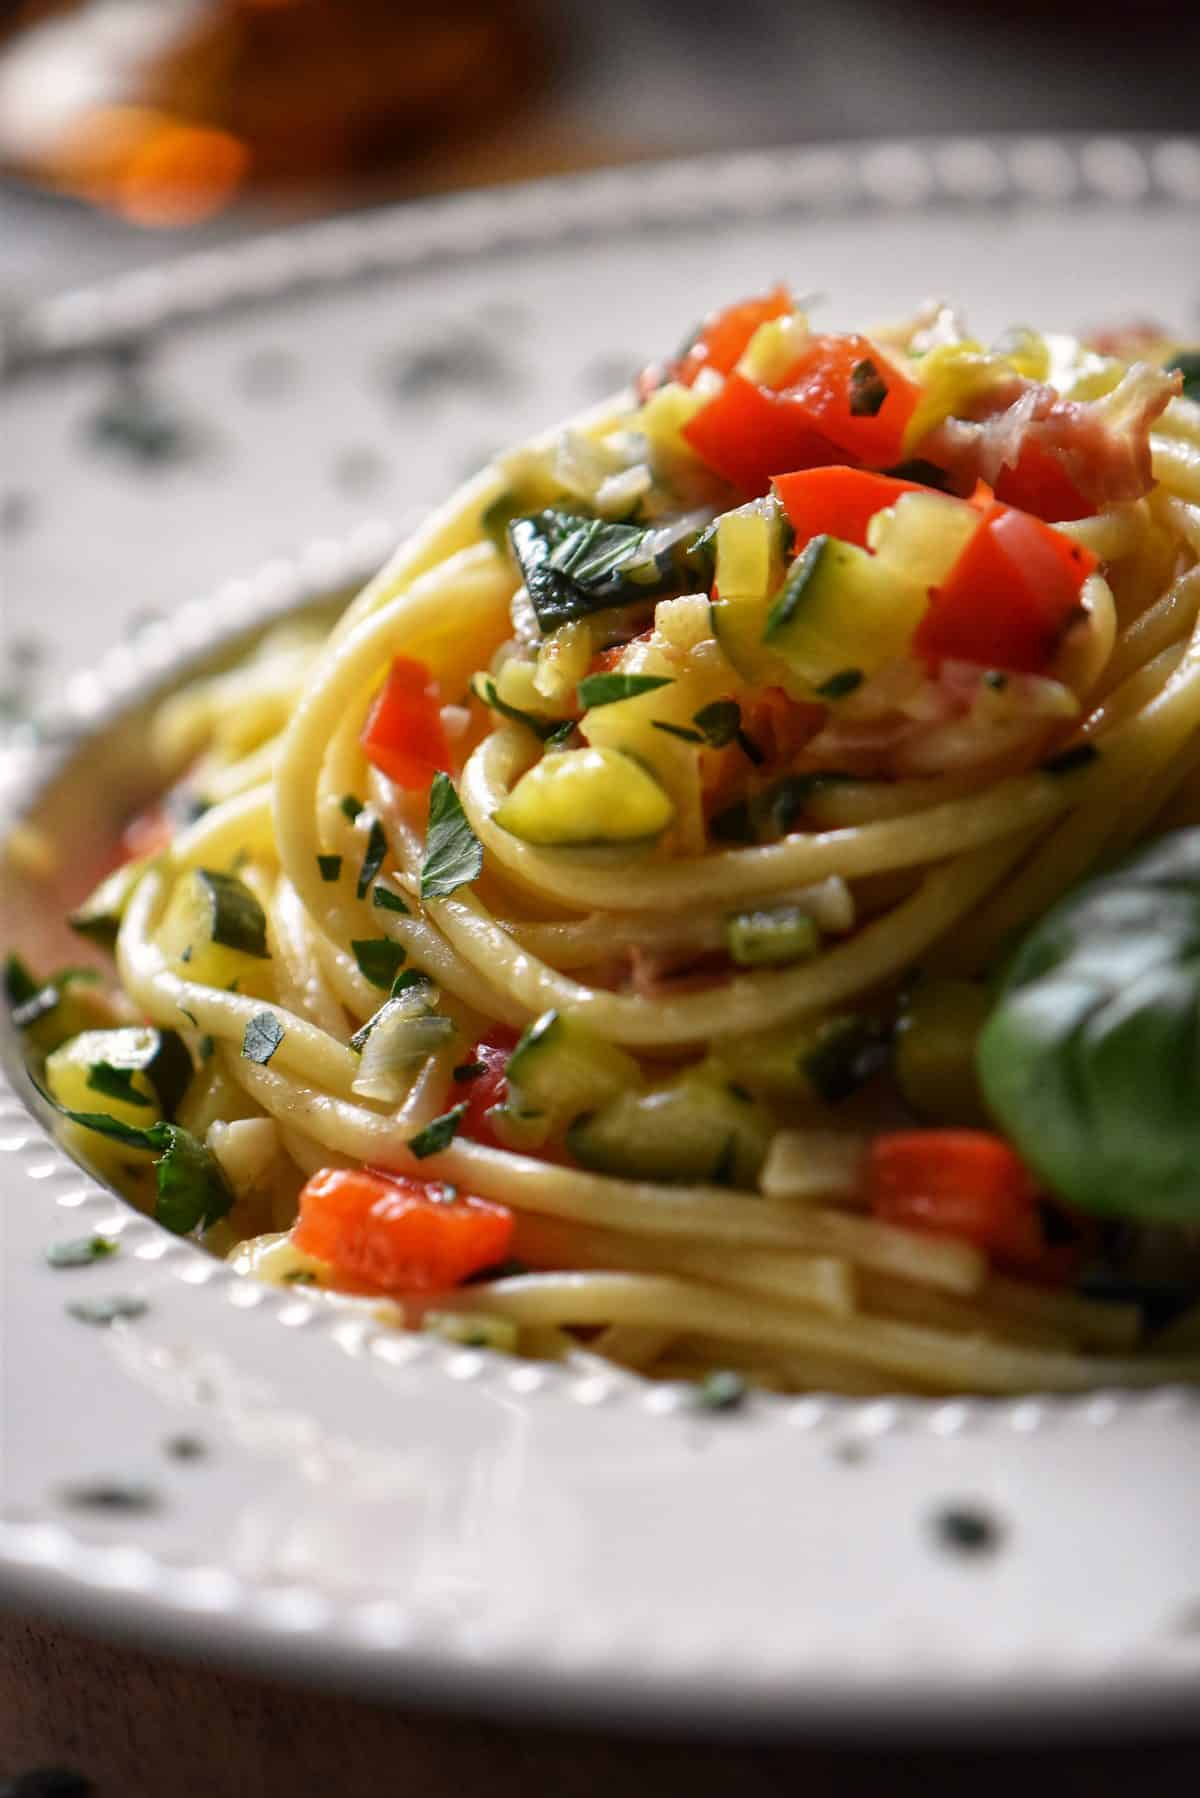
(454, 1030, 520, 1148)
(675, 284, 793, 387)
(866, 1130, 1086, 1283)
(773, 466, 928, 550)
(913, 503, 1099, 674)
(360, 656, 451, 792)
(780, 334, 922, 468)
(293, 1166, 513, 1292)
(992, 440, 1097, 523)
(682, 372, 838, 496)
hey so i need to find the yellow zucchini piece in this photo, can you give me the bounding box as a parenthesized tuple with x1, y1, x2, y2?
(492, 747, 674, 846)
(867, 489, 981, 587)
(156, 868, 273, 996)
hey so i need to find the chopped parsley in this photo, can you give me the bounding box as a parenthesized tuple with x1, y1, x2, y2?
(340, 793, 364, 823)
(694, 1369, 748, 1412)
(407, 1102, 468, 1159)
(356, 817, 387, 899)
(419, 773, 483, 900)
(577, 671, 673, 709)
(372, 885, 409, 914)
(848, 357, 889, 417)
(1041, 743, 1099, 776)
(317, 853, 342, 882)
(816, 668, 864, 700)
(242, 1011, 285, 1065)
(473, 674, 570, 742)
(351, 938, 408, 990)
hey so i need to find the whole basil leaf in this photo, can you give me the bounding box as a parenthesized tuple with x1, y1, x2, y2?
(978, 828, 1200, 1224)
(508, 509, 708, 633)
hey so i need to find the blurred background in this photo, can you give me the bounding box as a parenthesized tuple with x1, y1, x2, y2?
(1, 0, 1198, 305)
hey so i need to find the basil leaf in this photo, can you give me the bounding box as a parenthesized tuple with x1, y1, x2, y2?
(317, 853, 342, 882)
(372, 885, 409, 914)
(420, 773, 483, 900)
(86, 1062, 154, 1107)
(473, 675, 569, 742)
(651, 720, 705, 744)
(242, 1011, 285, 1065)
(848, 358, 888, 417)
(692, 699, 741, 748)
(577, 672, 673, 709)
(509, 510, 683, 633)
(351, 938, 408, 990)
(978, 826, 1200, 1224)
(46, 1234, 119, 1268)
(407, 1102, 467, 1160)
(1165, 350, 1200, 405)
(356, 817, 387, 899)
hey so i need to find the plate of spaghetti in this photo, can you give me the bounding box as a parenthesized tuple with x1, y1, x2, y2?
(4, 138, 1200, 1729)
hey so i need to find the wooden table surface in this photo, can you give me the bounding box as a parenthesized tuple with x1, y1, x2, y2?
(2, 1610, 1200, 1797)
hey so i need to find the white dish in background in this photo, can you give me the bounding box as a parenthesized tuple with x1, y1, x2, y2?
(2, 136, 1200, 1736)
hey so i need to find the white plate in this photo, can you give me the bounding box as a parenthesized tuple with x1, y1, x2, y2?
(3, 137, 1200, 1737)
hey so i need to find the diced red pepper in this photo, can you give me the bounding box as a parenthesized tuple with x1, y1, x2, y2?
(779, 334, 922, 468)
(913, 503, 1099, 674)
(682, 372, 838, 496)
(455, 1030, 520, 1148)
(360, 656, 451, 792)
(773, 466, 927, 550)
(293, 1166, 513, 1293)
(675, 284, 793, 387)
(992, 440, 1097, 523)
(866, 1130, 1086, 1283)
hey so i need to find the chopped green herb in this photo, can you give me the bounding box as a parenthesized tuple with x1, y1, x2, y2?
(932, 1504, 1002, 1556)
(464, 1257, 529, 1284)
(816, 668, 864, 700)
(242, 1011, 285, 1065)
(177, 1006, 198, 1027)
(765, 534, 828, 640)
(692, 699, 742, 748)
(848, 357, 889, 417)
(452, 1060, 487, 1082)
(38, 1092, 234, 1235)
(509, 508, 704, 633)
(340, 793, 364, 823)
(46, 1234, 118, 1269)
(473, 674, 570, 742)
(356, 817, 387, 899)
(983, 670, 1009, 692)
(67, 1294, 148, 1326)
(372, 885, 409, 914)
(709, 771, 859, 845)
(86, 1062, 153, 1107)
(577, 672, 673, 709)
(711, 1134, 740, 1186)
(180, 945, 193, 964)
(351, 938, 408, 990)
(407, 1102, 467, 1159)
(391, 969, 432, 996)
(317, 853, 342, 882)
(3, 952, 38, 1007)
(199, 1035, 215, 1061)
(725, 906, 821, 967)
(1041, 743, 1099, 776)
(804, 1015, 891, 1103)
(544, 720, 578, 748)
(420, 773, 483, 900)
(1165, 350, 1200, 405)
(882, 457, 954, 492)
(283, 1268, 319, 1285)
(694, 1369, 747, 1412)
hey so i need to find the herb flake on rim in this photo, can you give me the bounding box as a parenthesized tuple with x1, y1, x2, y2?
(407, 1102, 468, 1159)
(356, 817, 387, 899)
(351, 938, 408, 990)
(420, 773, 483, 900)
(242, 1011, 285, 1065)
(67, 1294, 148, 1326)
(577, 672, 673, 709)
(694, 1369, 748, 1412)
(46, 1234, 119, 1269)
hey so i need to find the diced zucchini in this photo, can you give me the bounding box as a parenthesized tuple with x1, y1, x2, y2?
(12, 970, 129, 1057)
(764, 534, 927, 684)
(157, 868, 273, 994)
(715, 1012, 890, 1101)
(895, 978, 991, 1126)
(636, 380, 708, 469)
(492, 747, 674, 846)
(736, 313, 809, 387)
(504, 1009, 641, 1140)
(866, 489, 980, 586)
(45, 1027, 173, 1131)
(567, 1075, 772, 1189)
(534, 619, 595, 706)
(69, 855, 156, 952)
(725, 906, 821, 967)
(714, 507, 774, 603)
(710, 595, 799, 694)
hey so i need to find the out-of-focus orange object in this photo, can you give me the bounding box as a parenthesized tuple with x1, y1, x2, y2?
(0, 0, 539, 227)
